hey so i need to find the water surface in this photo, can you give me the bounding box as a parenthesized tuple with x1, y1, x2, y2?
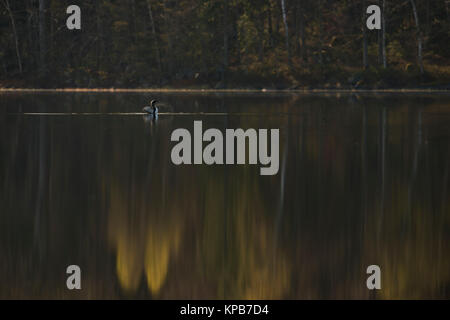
(1, 93, 449, 299)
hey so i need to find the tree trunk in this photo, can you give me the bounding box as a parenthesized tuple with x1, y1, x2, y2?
(410, 0, 424, 73)
(234, 4, 241, 64)
(294, 1, 300, 54)
(2, 59, 7, 77)
(268, 4, 274, 48)
(39, 0, 47, 77)
(318, 0, 324, 64)
(280, 0, 291, 66)
(274, 0, 280, 35)
(26, 0, 35, 69)
(96, 1, 102, 70)
(256, 11, 264, 62)
(162, 0, 174, 76)
(3, 0, 22, 73)
(377, 0, 386, 67)
(362, 0, 368, 69)
(446, 0, 449, 22)
(146, 0, 163, 80)
(130, 0, 137, 43)
(382, 0, 387, 68)
(300, 0, 306, 62)
(223, 0, 229, 68)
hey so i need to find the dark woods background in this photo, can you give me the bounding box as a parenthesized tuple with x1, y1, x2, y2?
(0, 0, 449, 89)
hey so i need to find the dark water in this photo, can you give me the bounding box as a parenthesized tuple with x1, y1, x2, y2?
(1, 92, 449, 299)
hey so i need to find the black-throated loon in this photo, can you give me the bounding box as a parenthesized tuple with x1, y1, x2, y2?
(143, 99, 158, 115)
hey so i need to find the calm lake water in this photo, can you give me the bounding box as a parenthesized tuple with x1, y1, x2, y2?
(1, 92, 449, 299)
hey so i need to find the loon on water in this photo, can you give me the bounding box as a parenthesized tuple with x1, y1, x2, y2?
(143, 99, 159, 115)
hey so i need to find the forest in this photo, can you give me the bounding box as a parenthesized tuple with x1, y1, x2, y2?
(0, 0, 449, 89)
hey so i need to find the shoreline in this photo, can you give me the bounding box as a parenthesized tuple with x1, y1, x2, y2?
(1, 88, 450, 94)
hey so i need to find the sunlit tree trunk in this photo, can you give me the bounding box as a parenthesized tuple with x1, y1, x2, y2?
(3, 0, 22, 73)
(410, 0, 424, 73)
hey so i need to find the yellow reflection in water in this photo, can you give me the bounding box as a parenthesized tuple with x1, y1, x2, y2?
(144, 224, 181, 294)
(108, 179, 182, 295)
(116, 234, 142, 291)
(200, 170, 291, 299)
(364, 184, 450, 299)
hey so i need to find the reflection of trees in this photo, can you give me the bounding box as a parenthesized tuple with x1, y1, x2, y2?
(105, 107, 292, 298)
(362, 106, 450, 299)
(107, 177, 183, 295)
(198, 167, 290, 299)
(279, 97, 450, 299)
(0, 94, 449, 299)
(104, 113, 185, 295)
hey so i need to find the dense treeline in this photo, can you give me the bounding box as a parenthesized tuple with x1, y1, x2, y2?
(0, 0, 449, 88)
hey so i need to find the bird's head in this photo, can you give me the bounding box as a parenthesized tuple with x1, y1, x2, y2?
(150, 99, 158, 107)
